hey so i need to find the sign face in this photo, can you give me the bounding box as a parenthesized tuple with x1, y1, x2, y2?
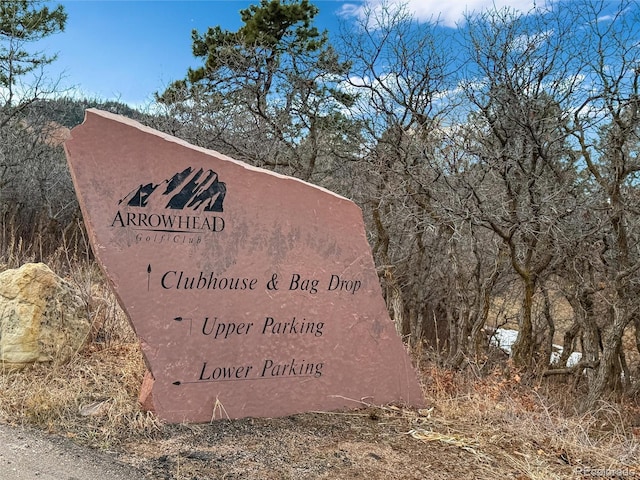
(64, 109, 424, 422)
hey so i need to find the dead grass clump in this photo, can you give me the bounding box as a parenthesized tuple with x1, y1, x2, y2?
(64, 258, 138, 346)
(420, 361, 640, 478)
(0, 342, 161, 447)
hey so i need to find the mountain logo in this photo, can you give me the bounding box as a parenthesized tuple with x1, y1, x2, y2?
(119, 166, 226, 212)
(111, 167, 226, 237)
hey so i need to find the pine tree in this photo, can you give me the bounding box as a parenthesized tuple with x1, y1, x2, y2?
(157, 0, 358, 183)
(0, 0, 66, 115)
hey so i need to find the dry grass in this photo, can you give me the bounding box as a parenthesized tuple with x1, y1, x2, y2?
(419, 361, 640, 478)
(0, 343, 161, 445)
(0, 250, 639, 478)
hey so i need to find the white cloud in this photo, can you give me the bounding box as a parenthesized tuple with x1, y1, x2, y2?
(341, 0, 542, 28)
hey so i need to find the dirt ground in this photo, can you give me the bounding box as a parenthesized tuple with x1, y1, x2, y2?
(41, 399, 638, 480)
(123, 409, 485, 480)
(0, 405, 580, 480)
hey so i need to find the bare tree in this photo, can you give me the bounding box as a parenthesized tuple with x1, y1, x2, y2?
(566, 0, 640, 406)
(460, 5, 580, 368)
(339, 1, 464, 350)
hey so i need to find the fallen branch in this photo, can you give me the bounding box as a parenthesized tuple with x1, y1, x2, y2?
(543, 360, 599, 377)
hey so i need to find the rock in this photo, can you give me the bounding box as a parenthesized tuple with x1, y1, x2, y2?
(79, 399, 110, 417)
(0, 263, 90, 370)
(64, 109, 425, 423)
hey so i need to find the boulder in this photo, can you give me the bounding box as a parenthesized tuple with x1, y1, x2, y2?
(64, 109, 425, 423)
(0, 263, 90, 370)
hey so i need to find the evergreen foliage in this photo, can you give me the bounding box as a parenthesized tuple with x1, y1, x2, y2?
(157, 0, 356, 183)
(0, 0, 66, 94)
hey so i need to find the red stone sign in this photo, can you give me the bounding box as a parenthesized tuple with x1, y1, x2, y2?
(64, 109, 424, 423)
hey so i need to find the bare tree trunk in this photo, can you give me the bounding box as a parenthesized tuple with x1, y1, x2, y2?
(540, 283, 555, 369)
(565, 289, 601, 385)
(635, 316, 640, 360)
(512, 277, 536, 368)
(584, 306, 629, 409)
(385, 268, 406, 338)
(556, 319, 580, 368)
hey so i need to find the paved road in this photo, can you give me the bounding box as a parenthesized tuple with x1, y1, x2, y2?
(0, 422, 147, 480)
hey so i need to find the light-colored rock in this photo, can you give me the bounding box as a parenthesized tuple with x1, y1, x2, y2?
(0, 263, 90, 370)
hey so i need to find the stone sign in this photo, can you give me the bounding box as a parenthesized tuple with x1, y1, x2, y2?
(64, 109, 424, 423)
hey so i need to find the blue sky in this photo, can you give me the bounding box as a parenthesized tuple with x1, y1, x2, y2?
(36, 0, 538, 106)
